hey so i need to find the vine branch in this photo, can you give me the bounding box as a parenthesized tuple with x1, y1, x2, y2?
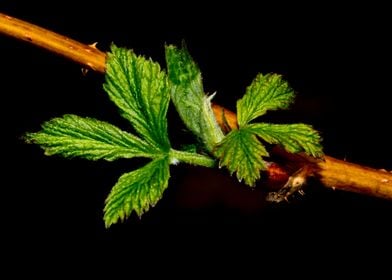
(0, 13, 106, 72)
(1, 12, 391, 200)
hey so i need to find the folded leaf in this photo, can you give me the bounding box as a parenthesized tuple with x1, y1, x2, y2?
(25, 114, 156, 161)
(104, 156, 170, 227)
(237, 73, 294, 126)
(248, 123, 323, 157)
(215, 129, 269, 186)
(165, 44, 223, 152)
(104, 45, 170, 151)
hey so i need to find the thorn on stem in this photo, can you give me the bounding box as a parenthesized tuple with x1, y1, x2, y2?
(88, 42, 98, 49)
(81, 68, 89, 76)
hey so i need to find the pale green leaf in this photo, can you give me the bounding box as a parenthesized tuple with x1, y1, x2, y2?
(215, 129, 269, 186)
(104, 156, 170, 227)
(248, 123, 323, 157)
(237, 73, 294, 126)
(25, 114, 155, 161)
(165, 44, 223, 152)
(104, 45, 170, 151)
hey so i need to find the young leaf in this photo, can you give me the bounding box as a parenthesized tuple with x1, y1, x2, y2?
(248, 123, 323, 157)
(104, 156, 170, 227)
(25, 114, 156, 161)
(215, 129, 269, 186)
(216, 72, 323, 186)
(104, 45, 170, 151)
(165, 44, 224, 152)
(237, 73, 294, 126)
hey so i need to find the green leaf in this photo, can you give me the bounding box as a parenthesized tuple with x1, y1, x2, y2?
(104, 156, 170, 227)
(104, 44, 170, 151)
(237, 73, 294, 126)
(25, 114, 155, 161)
(216, 73, 322, 186)
(248, 123, 323, 157)
(165, 44, 224, 152)
(215, 129, 269, 186)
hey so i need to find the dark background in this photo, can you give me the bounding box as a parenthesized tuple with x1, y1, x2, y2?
(2, 2, 391, 263)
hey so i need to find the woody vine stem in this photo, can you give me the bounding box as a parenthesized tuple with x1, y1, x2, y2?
(1, 13, 391, 200)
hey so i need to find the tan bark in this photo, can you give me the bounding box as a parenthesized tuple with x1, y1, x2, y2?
(1, 12, 391, 200)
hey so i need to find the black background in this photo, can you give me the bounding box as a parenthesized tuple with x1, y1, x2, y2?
(2, 2, 392, 265)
